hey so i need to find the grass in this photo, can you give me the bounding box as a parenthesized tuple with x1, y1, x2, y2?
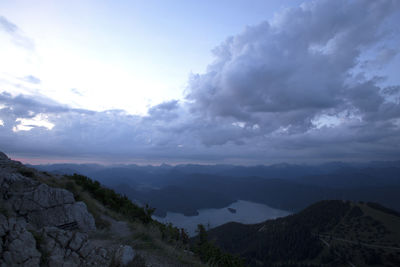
(80, 192, 112, 230)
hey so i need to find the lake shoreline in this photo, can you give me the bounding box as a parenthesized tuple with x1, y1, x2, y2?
(153, 200, 291, 236)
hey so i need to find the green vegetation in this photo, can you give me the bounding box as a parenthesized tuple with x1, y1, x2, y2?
(206, 200, 400, 267)
(18, 168, 36, 178)
(67, 173, 155, 224)
(193, 224, 245, 267)
(366, 202, 400, 218)
(60, 173, 242, 266)
(37, 173, 204, 265)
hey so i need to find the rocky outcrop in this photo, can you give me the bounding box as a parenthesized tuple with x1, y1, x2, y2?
(0, 214, 41, 267)
(38, 227, 112, 266)
(0, 152, 136, 266)
(0, 215, 115, 267)
(0, 165, 95, 232)
(0, 152, 9, 160)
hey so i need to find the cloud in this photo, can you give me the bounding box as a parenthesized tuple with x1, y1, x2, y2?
(0, 15, 34, 49)
(0, 16, 18, 34)
(0, 92, 93, 118)
(21, 75, 41, 84)
(185, 0, 400, 143)
(146, 100, 180, 121)
(1, 90, 398, 163)
(0, 0, 400, 163)
(361, 47, 399, 69)
(70, 88, 83, 96)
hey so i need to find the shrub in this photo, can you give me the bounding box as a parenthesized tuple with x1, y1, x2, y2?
(66, 174, 154, 224)
(18, 168, 35, 178)
(193, 224, 245, 267)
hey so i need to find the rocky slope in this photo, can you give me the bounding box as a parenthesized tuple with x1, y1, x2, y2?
(0, 152, 136, 266)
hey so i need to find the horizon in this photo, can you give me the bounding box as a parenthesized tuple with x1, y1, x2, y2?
(1, 0, 400, 164)
(12, 153, 400, 168)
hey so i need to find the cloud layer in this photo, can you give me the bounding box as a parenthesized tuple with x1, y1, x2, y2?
(1, 0, 400, 163)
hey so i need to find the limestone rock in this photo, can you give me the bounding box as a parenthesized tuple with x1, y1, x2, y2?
(0, 214, 41, 267)
(0, 165, 95, 232)
(114, 245, 136, 266)
(38, 227, 112, 266)
(0, 152, 134, 266)
(70, 201, 96, 232)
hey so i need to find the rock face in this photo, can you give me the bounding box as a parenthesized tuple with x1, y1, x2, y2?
(0, 152, 136, 266)
(0, 152, 8, 160)
(38, 227, 112, 266)
(0, 168, 96, 232)
(0, 214, 41, 267)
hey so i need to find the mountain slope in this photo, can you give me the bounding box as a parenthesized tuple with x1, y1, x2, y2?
(206, 200, 400, 267)
(0, 152, 207, 266)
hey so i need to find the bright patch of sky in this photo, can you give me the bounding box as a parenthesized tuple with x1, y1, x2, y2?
(13, 113, 54, 132)
(0, 0, 303, 115)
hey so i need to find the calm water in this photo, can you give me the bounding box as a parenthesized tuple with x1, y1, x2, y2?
(153, 200, 291, 236)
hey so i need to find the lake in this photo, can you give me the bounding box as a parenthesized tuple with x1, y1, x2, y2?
(153, 200, 291, 236)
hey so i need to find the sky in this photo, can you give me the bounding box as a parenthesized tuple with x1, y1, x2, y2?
(0, 0, 400, 165)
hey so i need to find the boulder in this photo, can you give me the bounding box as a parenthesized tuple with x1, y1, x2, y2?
(114, 245, 136, 266)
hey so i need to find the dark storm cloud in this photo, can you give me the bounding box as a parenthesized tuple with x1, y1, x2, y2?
(1, 0, 400, 163)
(0, 15, 34, 49)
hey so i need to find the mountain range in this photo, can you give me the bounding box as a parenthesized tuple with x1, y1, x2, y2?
(1, 152, 399, 266)
(34, 161, 400, 216)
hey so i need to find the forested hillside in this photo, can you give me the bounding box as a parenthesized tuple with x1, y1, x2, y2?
(205, 200, 400, 267)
